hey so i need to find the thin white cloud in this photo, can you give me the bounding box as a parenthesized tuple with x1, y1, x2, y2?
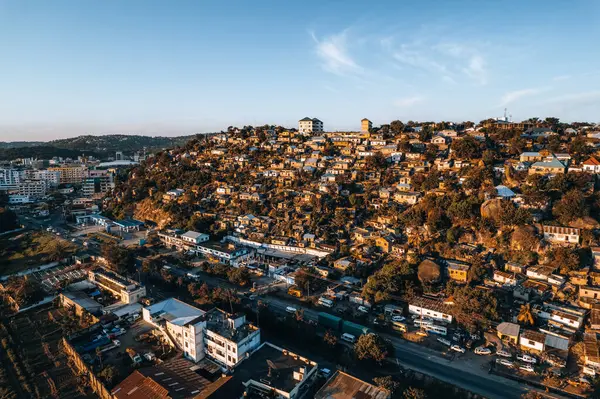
(310, 30, 362, 76)
(393, 96, 424, 107)
(500, 88, 545, 106)
(463, 55, 487, 85)
(552, 74, 571, 81)
(543, 91, 600, 105)
(384, 38, 488, 85)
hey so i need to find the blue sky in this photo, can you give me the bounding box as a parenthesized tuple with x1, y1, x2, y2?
(1, 0, 599, 140)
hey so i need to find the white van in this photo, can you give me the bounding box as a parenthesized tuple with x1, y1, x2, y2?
(516, 354, 537, 364)
(341, 333, 356, 344)
(318, 297, 334, 308)
(286, 306, 297, 314)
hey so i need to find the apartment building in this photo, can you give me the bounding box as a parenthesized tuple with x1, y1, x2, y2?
(143, 299, 261, 367)
(25, 169, 61, 187)
(0, 168, 22, 187)
(88, 268, 146, 304)
(298, 117, 323, 134)
(204, 309, 261, 369)
(15, 180, 47, 199)
(48, 165, 88, 184)
(143, 298, 207, 362)
(82, 171, 115, 198)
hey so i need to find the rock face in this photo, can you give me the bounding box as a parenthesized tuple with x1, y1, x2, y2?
(480, 198, 504, 221)
(418, 259, 441, 284)
(134, 198, 172, 229)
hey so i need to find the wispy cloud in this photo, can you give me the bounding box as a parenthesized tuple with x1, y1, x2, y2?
(310, 30, 362, 76)
(383, 37, 489, 85)
(552, 74, 571, 81)
(500, 87, 545, 106)
(393, 96, 424, 107)
(463, 55, 487, 85)
(543, 91, 600, 105)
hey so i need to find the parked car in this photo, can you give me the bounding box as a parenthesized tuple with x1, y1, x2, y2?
(497, 359, 514, 368)
(358, 306, 369, 314)
(496, 349, 512, 358)
(437, 338, 451, 346)
(391, 315, 405, 322)
(286, 306, 297, 314)
(450, 345, 465, 353)
(516, 354, 537, 364)
(475, 346, 492, 355)
(519, 364, 535, 373)
(416, 331, 429, 337)
(319, 368, 332, 378)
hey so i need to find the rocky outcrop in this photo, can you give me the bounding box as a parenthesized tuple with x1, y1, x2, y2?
(134, 198, 172, 229)
(418, 259, 441, 284)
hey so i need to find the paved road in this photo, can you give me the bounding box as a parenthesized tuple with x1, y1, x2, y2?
(259, 295, 565, 399)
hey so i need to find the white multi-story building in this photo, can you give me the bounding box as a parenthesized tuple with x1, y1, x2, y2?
(15, 180, 47, 199)
(143, 298, 261, 367)
(25, 170, 61, 187)
(0, 168, 23, 187)
(88, 268, 146, 304)
(204, 309, 261, 369)
(298, 117, 324, 134)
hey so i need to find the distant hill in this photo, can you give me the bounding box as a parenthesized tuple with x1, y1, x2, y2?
(0, 145, 103, 160)
(47, 134, 197, 153)
(0, 134, 201, 160)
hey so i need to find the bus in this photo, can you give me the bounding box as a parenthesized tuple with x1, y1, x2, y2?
(424, 324, 447, 336)
(392, 321, 407, 333)
(414, 319, 433, 328)
(318, 297, 334, 308)
(341, 333, 356, 344)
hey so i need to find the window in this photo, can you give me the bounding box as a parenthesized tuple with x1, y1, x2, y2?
(185, 342, 189, 348)
(528, 340, 535, 346)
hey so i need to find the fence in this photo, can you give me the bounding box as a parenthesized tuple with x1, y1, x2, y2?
(61, 338, 113, 399)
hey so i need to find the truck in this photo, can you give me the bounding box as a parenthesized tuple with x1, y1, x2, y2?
(98, 340, 121, 353)
(79, 336, 110, 353)
(341, 320, 370, 338)
(318, 312, 342, 331)
(126, 348, 143, 365)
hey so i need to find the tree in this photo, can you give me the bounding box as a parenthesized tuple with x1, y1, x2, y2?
(553, 189, 588, 224)
(390, 120, 405, 135)
(517, 304, 535, 326)
(227, 267, 250, 286)
(101, 243, 134, 274)
(365, 152, 387, 170)
(451, 136, 482, 159)
(323, 329, 337, 348)
(547, 247, 581, 273)
(97, 365, 118, 386)
(373, 376, 399, 395)
(403, 387, 427, 399)
(0, 207, 18, 233)
(354, 333, 388, 364)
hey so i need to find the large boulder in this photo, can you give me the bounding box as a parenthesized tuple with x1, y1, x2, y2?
(418, 259, 441, 284)
(480, 198, 504, 221)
